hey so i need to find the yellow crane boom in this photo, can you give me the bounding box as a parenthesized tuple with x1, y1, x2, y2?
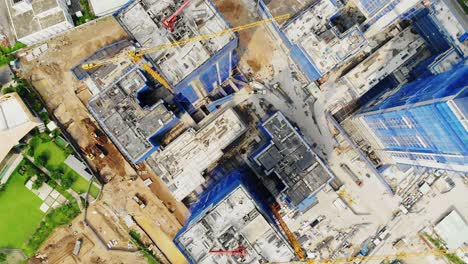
(81, 13, 290, 91)
(271, 203, 312, 263)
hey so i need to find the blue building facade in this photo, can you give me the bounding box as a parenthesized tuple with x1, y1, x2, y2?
(356, 61, 468, 172)
(176, 169, 276, 231)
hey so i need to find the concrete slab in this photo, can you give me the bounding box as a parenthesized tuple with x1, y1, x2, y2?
(40, 203, 50, 213)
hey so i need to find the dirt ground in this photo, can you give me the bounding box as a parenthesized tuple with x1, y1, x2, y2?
(18, 16, 187, 263)
(213, 0, 276, 76)
(30, 213, 147, 264)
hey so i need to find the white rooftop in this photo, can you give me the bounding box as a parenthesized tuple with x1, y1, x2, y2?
(342, 28, 425, 96)
(434, 210, 468, 249)
(148, 108, 246, 201)
(363, 0, 421, 37)
(283, 0, 367, 77)
(176, 187, 295, 263)
(116, 0, 234, 86)
(431, 0, 468, 55)
(0, 93, 41, 162)
(89, 0, 129, 17)
(6, 0, 71, 40)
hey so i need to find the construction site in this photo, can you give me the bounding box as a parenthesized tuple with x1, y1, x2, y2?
(6, 0, 467, 263)
(251, 112, 333, 211)
(174, 170, 296, 263)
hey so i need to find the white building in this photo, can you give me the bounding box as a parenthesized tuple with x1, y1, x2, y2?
(5, 0, 74, 45)
(434, 210, 468, 249)
(89, 0, 129, 17)
(0, 92, 42, 162)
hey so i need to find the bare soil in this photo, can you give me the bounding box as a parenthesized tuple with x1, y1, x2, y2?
(19, 16, 188, 263)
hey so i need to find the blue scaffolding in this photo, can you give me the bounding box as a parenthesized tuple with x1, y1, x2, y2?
(360, 60, 468, 171)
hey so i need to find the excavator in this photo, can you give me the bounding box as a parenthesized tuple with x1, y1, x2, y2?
(81, 5, 291, 92)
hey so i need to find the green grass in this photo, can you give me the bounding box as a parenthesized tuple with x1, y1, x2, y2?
(28, 134, 99, 198)
(70, 176, 100, 198)
(74, 0, 96, 25)
(129, 230, 160, 264)
(33, 139, 68, 170)
(48, 180, 74, 201)
(0, 42, 26, 66)
(446, 253, 465, 264)
(0, 42, 26, 54)
(0, 168, 45, 248)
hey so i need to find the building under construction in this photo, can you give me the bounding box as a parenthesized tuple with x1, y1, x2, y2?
(254, 0, 428, 82)
(251, 112, 333, 211)
(114, 0, 240, 112)
(147, 107, 246, 201)
(86, 58, 179, 163)
(174, 170, 295, 264)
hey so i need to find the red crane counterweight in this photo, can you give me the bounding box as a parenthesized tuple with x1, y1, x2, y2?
(162, 0, 193, 31)
(209, 246, 248, 257)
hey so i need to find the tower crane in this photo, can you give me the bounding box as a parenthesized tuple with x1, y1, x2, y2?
(162, 0, 193, 32)
(81, 14, 291, 92)
(271, 203, 313, 264)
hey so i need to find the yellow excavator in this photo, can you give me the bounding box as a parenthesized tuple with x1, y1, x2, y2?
(81, 14, 291, 92)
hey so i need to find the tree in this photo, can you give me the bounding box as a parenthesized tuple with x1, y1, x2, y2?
(61, 173, 77, 189)
(50, 172, 62, 181)
(29, 137, 41, 153)
(35, 151, 50, 167)
(32, 173, 47, 190)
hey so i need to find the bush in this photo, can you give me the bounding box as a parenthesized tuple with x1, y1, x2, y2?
(1, 86, 16, 94)
(39, 111, 50, 124)
(61, 172, 77, 189)
(0, 42, 26, 54)
(0, 252, 6, 263)
(446, 253, 465, 264)
(0, 183, 5, 192)
(23, 202, 80, 256)
(74, 0, 96, 25)
(28, 137, 42, 156)
(50, 172, 62, 181)
(129, 230, 160, 264)
(35, 152, 50, 167)
(32, 173, 48, 189)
